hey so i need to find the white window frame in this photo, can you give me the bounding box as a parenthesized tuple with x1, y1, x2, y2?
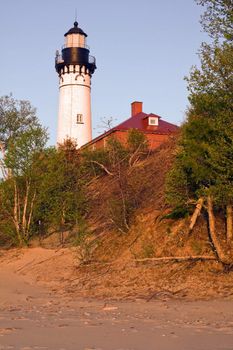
(148, 117, 158, 126)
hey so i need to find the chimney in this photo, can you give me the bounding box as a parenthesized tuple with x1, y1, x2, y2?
(131, 101, 143, 117)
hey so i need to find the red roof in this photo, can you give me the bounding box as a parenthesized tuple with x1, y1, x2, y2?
(84, 112, 178, 147)
(112, 112, 178, 133)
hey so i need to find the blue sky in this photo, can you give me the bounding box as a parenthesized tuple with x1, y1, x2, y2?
(0, 0, 206, 145)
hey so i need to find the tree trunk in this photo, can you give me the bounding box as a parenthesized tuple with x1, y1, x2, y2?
(188, 197, 204, 234)
(26, 191, 36, 240)
(207, 196, 231, 265)
(60, 207, 65, 245)
(117, 164, 129, 231)
(13, 180, 22, 245)
(22, 179, 30, 238)
(226, 204, 233, 243)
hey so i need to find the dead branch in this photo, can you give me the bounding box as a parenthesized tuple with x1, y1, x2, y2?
(128, 143, 143, 167)
(109, 218, 127, 234)
(89, 160, 114, 176)
(188, 197, 204, 234)
(134, 255, 216, 263)
(207, 195, 232, 265)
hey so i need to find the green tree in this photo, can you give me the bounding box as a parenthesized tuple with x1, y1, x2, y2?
(0, 126, 48, 245)
(127, 129, 149, 167)
(0, 94, 40, 152)
(166, 0, 233, 263)
(34, 140, 87, 244)
(196, 0, 233, 41)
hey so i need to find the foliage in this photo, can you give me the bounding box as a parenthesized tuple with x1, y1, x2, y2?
(0, 94, 40, 151)
(0, 102, 48, 245)
(127, 128, 149, 153)
(81, 147, 109, 177)
(0, 90, 152, 247)
(166, 0, 233, 256)
(167, 0, 233, 209)
(165, 155, 190, 208)
(4, 127, 48, 176)
(162, 207, 190, 220)
(82, 129, 148, 178)
(196, 0, 233, 41)
(73, 219, 97, 264)
(81, 136, 128, 177)
(34, 141, 87, 236)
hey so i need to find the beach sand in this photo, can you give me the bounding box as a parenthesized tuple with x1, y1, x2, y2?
(0, 248, 233, 350)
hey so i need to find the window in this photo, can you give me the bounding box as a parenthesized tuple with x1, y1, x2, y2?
(76, 114, 83, 124)
(149, 117, 158, 126)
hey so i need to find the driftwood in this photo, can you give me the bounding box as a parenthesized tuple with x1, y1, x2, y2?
(146, 288, 187, 302)
(135, 255, 216, 263)
(207, 195, 232, 265)
(188, 197, 204, 234)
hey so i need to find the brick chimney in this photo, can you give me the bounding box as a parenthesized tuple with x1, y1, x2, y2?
(131, 101, 143, 117)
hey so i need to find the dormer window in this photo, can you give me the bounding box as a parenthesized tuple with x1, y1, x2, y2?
(77, 114, 83, 124)
(149, 117, 158, 126)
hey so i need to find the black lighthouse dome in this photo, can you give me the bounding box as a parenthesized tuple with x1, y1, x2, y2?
(64, 21, 87, 37)
(55, 21, 96, 75)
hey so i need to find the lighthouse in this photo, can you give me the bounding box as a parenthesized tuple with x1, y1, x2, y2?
(55, 21, 96, 147)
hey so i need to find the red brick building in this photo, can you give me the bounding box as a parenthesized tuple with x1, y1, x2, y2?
(84, 101, 178, 150)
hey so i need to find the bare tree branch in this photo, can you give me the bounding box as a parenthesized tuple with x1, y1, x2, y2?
(89, 160, 114, 176)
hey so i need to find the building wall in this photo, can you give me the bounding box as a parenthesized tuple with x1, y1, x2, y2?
(147, 133, 171, 149)
(88, 130, 172, 151)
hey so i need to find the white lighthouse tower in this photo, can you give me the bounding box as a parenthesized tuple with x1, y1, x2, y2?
(55, 21, 96, 147)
